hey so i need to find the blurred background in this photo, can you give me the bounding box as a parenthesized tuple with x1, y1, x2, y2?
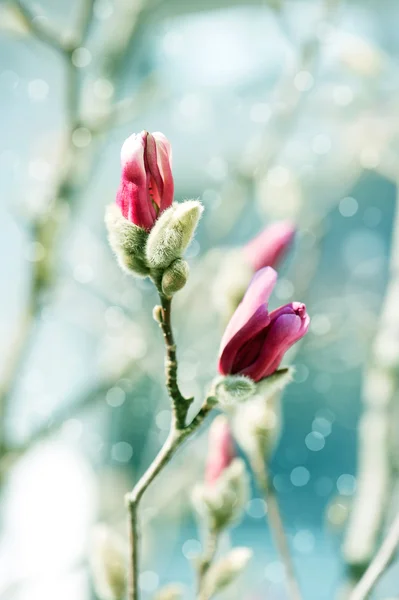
(1, 0, 399, 598)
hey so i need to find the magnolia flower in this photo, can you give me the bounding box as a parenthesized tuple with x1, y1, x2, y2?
(116, 130, 174, 230)
(205, 415, 236, 485)
(218, 267, 309, 382)
(243, 221, 295, 272)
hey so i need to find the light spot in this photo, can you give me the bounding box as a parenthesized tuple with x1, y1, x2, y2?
(312, 134, 331, 155)
(72, 47, 92, 68)
(294, 71, 314, 92)
(156, 410, 171, 431)
(305, 431, 325, 452)
(339, 196, 358, 217)
(250, 102, 271, 123)
(73, 263, 94, 283)
(28, 79, 49, 101)
(182, 539, 202, 559)
(290, 466, 310, 487)
(246, 498, 267, 518)
(333, 85, 353, 106)
(312, 417, 332, 437)
(265, 561, 285, 583)
(72, 127, 92, 148)
(311, 314, 331, 336)
(139, 571, 159, 593)
(293, 529, 315, 553)
(93, 78, 114, 100)
(337, 474, 356, 496)
(106, 387, 126, 407)
(111, 442, 133, 463)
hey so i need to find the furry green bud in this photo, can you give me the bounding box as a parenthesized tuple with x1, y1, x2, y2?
(90, 524, 127, 600)
(202, 548, 252, 598)
(105, 204, 150, 276)
(145, 200, 203, 269)
(192, 458, 249, 532)
(162, 258, 189, 297)
(212, 375, 256, 406)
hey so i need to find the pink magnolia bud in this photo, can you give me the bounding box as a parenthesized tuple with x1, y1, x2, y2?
(205, 416, 236, 486)
(243, 221, 295, 272)
(116, 131, 174, 230)
(218, 267, 309, 382)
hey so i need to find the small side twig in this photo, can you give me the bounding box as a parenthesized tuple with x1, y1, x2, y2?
(251, 453, 302, 600)
(349, 512, 399, 600)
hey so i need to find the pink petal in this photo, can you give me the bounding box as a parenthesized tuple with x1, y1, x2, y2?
(218, 267, 277, 375)
(153, 132, 174, 212)
(244, 221, 295, 272)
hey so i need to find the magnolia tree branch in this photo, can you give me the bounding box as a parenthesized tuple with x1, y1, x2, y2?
(349, 512, 399, 600)
(343, 186, 399, 583)
(0, 0, 159, 466)
(251, 453, 302, 600)
(197, 528, 219, 600)
(125, 295, 213, 600)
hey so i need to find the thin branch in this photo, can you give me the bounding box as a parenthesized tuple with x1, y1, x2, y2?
(76, 0, 95, 45)
(251, 453, 302, 600)
(12, 0, 68, 54)
(197, 528, 219, 600)
(349, 513, 399, 600)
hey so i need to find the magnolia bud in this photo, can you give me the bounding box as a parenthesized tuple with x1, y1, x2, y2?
(105, 204, 150, 276)
(90, 524, 127, 600)
(233, 393, 281, 462)
(162, 258, 189, 297)
(212, 375, 256, 406)
(202, 548, 252, 598)
(145, 200, 203, 269)
(192, 458, 249, 532)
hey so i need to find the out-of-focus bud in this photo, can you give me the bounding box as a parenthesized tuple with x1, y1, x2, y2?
(233, 393, 281, 462)
(90, 524, 127, 600)
(192, 458, 249, 532)
(213, 222, 295, 322)
(146, 200, 203, 269)
(336, 33, 383, 77)
(205, 415, 235, 485)
(161, 258, 189, 297)
(243, 221, 295, 272)
(212, 374, 257, 406)
(202, 548, 252, 598)
(116, 131, 174, 230)
(218, 268, 310, 382)
(105, 204, 150, 276)
(153, 584, 184, 600)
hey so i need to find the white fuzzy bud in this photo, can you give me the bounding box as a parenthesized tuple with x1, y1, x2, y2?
(105, 204, 150, 276)
(90, 524, 127, 600)
(153, 584, 184, 600)
(146, 200, 203, 269)
(202, 548, 252, 597)
(161, 258, 189, 296)
(192, 458, 249, 532)
(233, 393, 281, 461)
(212, 375, 257, 406)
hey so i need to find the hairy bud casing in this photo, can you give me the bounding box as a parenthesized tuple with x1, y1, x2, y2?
(105, 204, 149, 276)
(162, 258, 189, 296)
(146, 200, 203, 269)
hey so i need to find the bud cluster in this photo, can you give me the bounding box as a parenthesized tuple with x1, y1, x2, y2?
(105, 130, 203, 296)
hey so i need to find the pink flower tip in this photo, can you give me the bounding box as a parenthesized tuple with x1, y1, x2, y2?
(116, 130, 174, 230)
(218, 267, 310, 382)
(244, 221, 295, 272)
(205, 416, 236, 486)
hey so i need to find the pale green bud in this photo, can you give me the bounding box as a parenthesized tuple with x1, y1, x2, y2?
(202, 548, 252, 598)
(145, 200, 203, 269)
(192, 458, 249, 532)
(212, 375, 256, 406)
(233, 392, 282, 461)
(161, 258, 189, 297)
(105, 204, 150, 276)
(90, 524, 127, 600)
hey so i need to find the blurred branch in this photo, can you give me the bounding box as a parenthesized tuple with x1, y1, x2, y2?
(349, 512, 399, 600)
(12, 0, 68, 54)
(0, 359, 141, 478)
(342, 185, 399, 586)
